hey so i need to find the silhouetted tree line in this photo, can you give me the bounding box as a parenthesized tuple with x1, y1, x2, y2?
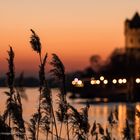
(101, 48, 140, 77)
(81, 48, 140, 78)
(0, 72, 82, 90)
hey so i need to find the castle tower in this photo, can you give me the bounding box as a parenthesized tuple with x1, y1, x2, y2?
(125, 12, 140, 50)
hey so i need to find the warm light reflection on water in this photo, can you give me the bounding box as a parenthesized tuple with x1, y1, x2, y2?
(0, 88, 140, 140)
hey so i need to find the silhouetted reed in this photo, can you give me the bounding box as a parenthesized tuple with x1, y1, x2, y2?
(30, 30, 59, 140)
(40, 81, 52, 140)
(90, 109, 118, 140)
(69, 103, 90, 140)
(136, 108, 140, 139)
(28, 113, 39, 140)
(30, 29, 41, 54)
(107, 108, 118, 139)
(122, 120, 131, 140)
(4, 47, 15, 126)
(91, 121, 96, 137)
(91, 121, 113, 140)
(30, 29, 45, 140)
(3, 47, 26, 140)
(50, 54, 70, 140)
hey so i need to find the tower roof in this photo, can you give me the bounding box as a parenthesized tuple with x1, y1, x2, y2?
(126, 12, 140, 29)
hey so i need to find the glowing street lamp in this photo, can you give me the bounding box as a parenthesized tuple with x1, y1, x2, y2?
(103, 80, 108, 84)
(91, 80, 96, 85)
(96, 80, 100, 85)
(118, 79, 123, 84)
(136, 78, 140, 84)
(72, 81, 76, 85)
(122, 78, 127, 84)
(75, 80, 84, 87)
(100, 76, 104, 81)
(74, 78, 79, 82)
(112, 79, 117, 84)
(77, 80, 82, 85)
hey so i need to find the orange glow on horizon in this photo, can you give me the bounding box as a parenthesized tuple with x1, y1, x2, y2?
(0, 0, 140, 76)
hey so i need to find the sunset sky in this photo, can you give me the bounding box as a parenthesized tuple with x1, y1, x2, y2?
(0, 0, 140, 76)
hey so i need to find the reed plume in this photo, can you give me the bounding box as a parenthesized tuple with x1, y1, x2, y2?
(3, 47, 26, 140)
(30, 29, 41, 54)
(50, 54, 69, 139)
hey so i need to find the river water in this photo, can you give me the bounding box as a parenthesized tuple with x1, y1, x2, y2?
(0, 88, 139, 140)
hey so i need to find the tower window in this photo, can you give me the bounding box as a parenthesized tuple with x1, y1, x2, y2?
(130, 38, 133, 44)
(138, 38, 140, 43)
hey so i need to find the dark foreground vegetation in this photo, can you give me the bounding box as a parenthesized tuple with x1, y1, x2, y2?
(0, 30, 140, 140)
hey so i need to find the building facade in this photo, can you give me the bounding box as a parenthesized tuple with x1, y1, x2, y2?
(125, 12, 140, 49)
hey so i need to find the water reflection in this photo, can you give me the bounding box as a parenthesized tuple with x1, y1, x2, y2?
(70, 100, 140, 139)
(0, 88, 140, 140)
